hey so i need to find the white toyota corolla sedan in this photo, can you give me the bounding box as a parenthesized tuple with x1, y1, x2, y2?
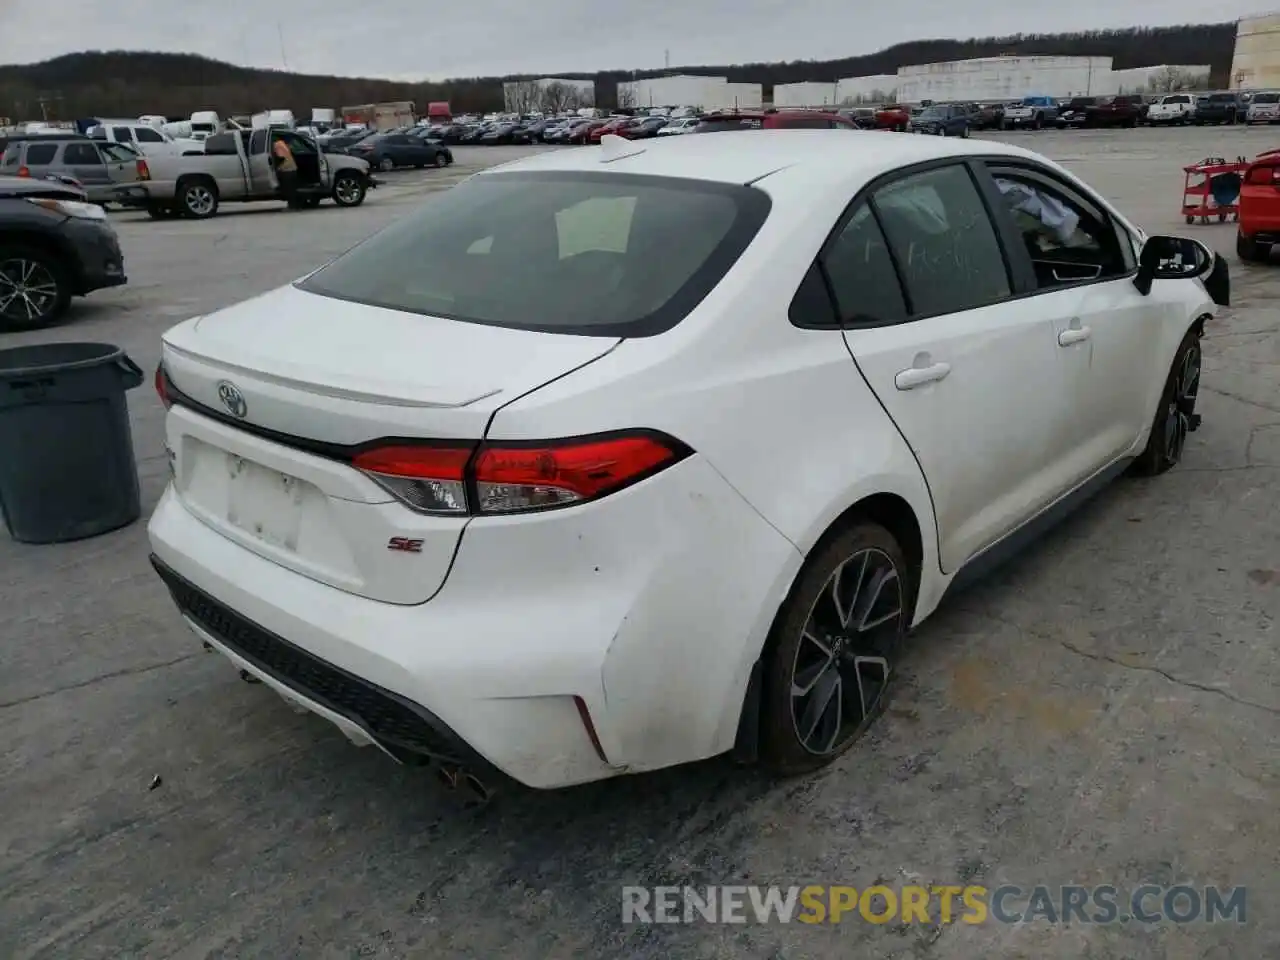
(149, 131, 1229, 793)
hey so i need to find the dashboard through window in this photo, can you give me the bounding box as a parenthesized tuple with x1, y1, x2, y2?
(988, 168, 1129, 289)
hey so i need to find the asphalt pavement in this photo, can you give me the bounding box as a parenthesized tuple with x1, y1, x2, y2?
(1, 130, 1278, 959)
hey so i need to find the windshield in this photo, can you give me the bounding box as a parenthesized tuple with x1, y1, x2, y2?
(919, 107, 944, 118)
(1255, 93, 1280, 104)
(297, 171, 771, 337)
(1209, 94, 1235, 103)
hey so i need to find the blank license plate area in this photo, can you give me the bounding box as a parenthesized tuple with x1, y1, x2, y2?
(226, 455, 307, 550)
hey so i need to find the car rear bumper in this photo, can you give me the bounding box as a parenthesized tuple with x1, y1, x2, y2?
(147, 453, 800, 789)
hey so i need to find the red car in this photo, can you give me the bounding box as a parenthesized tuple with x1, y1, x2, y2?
(1237, 150, 1280, 262)
(588, 117, 639, 143)
(874, 105, 911, 131)
(568, 120, 608, 144)
(693, 110, 857, 132)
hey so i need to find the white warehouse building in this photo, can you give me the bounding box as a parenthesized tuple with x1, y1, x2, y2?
(896, 56, 1113, 102)
(720, 82, 763, 109)
(894, 55, 1212, 103)
(836, 74, 899, 103)
(620, 74, 729, 110)
(773, 81, 841, 107)
(1231, 13, 1280, 90)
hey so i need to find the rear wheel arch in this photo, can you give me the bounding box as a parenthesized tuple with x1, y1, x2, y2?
(731, 491, 926, 764)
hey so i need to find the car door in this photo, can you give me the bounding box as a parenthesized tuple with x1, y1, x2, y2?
(832, 162, 1068, 573)
(61, 141, 110, 196)
(982, 162, 1159, 484)
(20, 141, 59, 180)
(247, 128, 278, 194)
(97, 142, 140, 187)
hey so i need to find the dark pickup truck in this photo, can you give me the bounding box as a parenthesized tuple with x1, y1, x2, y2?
(1055, 97, 1096, 128)
(1087, 95, 1143, 128)
(1194, 92, 1245, 125)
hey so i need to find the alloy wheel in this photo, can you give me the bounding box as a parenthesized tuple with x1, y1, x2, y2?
(789, 548, 903, 756)
(185, 186, 214, 216)
(334, 176, 362, 204)
(1164, 341, 1201, 461)
(0, 257, 60, 325)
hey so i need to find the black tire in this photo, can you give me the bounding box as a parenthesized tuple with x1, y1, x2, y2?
(378, 157, 394, 173)
(178, 178, 219, 219)
(146, 203, 177, 220)
(331, 172, 366, 208)
(433, 152, 446, 168)
(1237, 230, 1268, 263)
(1034, 115, 1043, 130)
(0, 245, 72, 331)
(759, 521, 912, 775)
(1132, 327, 1201, 477)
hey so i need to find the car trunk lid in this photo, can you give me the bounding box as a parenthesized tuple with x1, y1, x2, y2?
(161, 283, 619, 604)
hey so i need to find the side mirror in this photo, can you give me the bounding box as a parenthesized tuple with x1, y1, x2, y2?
(1134, 235, 1230, 306)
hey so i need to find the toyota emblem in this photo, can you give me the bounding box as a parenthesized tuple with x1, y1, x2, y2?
(216, 381, 247, 419)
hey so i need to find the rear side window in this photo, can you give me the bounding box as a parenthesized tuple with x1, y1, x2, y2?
(63, 143, 102, 164)
(870, 164, 1010, 317)
(297, 171, 772, 337)
(1, 144, 19, 166)
(781, 116, 833, 129)
(791, 203, 907, 328)
(135, 127, 165, 142)
(23, 143, 58, 165)
(696, 117, 763, 132)
(100, 143, 137, 162)
(112, 126, 134, 142)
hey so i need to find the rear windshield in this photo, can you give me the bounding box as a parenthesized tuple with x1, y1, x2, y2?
(695, 116, 763, 132)
(297, 171, 772, 337)
(1254, 93, 1280, 104)
(1209, 94, 1236, 103)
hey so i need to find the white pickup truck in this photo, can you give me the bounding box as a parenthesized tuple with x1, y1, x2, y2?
(1146, 94, 1196, 125)
(87, 120, 204, 157)
(114, 127, 374, 219)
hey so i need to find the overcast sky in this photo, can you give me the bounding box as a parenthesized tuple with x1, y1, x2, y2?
(2, 0, 1277, 80)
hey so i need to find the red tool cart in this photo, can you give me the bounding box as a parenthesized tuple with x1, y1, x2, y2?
(1181, 156, 1247, 224)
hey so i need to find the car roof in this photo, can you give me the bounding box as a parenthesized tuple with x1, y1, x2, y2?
(474, 129, 1051, 187)
(0, 175, 85, 198)
(3, 133, 92, 144)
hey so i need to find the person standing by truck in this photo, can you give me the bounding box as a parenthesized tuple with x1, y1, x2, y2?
(271, 134, 298, 202)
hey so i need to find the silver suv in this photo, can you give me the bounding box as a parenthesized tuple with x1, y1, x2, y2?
(0, 135, 146, 204)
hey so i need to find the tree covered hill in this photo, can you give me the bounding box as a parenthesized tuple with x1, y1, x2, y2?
(0, 22, 1237, 120)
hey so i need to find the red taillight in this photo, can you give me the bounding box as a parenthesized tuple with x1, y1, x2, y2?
(351, 432, 689, 516)
(136, 158, 151, 180)
(16, 165, 29, 178)
(155, 364, 172, 408)
(352, 443, 472, 514)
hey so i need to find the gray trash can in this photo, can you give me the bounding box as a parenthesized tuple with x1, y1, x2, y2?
(0, 342, 145, 544)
